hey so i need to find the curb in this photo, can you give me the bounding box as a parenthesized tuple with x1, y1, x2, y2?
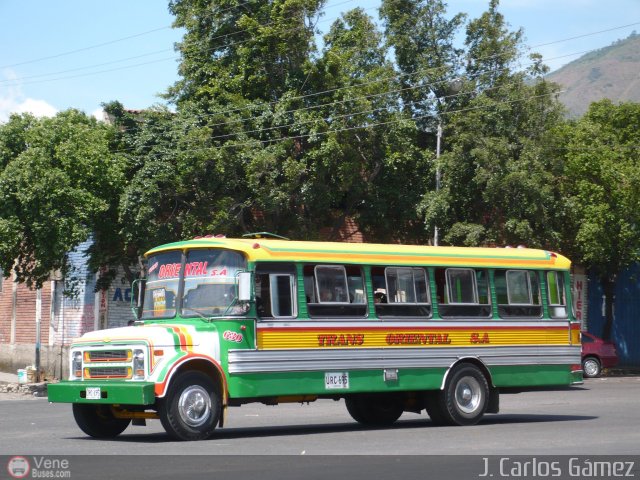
(0, 381, 48, 397)
(606, 368, 640, 377)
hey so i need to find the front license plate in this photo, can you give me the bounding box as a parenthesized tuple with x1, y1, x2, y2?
(324, 372, 349, 390)
(85, 387, 101, 400)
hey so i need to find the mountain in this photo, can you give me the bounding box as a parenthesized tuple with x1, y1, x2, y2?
(546, 32, 640, 117)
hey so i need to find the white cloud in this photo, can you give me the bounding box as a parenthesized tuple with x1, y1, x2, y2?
(13, 98, 58, 118)
(0, 69, 58, 122)
(91, 107, 107, 122)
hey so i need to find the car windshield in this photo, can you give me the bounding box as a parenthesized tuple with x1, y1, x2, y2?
(141, 249, 246, 319)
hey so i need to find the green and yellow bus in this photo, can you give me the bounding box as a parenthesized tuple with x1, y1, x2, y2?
(48, 235, 582, 440)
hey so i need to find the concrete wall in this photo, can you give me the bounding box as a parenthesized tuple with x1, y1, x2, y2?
(0, 344, 69, 380)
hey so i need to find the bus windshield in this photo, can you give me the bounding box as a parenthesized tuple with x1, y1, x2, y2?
(141, 249, 246, 319)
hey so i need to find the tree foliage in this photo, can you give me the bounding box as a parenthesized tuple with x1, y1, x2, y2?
(558, 100, 640, 338)
(0, 110, 125, 287)
(409, 0, 565, 248)
(1, 0, 639, 346)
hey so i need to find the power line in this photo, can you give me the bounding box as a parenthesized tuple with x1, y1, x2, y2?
(0, 49, 172, 84)
(3, 4, 636, 93)
(176, 79, 550, 145)
(6, 57, 177, 87)
(112, 90, 564, 158)
(0, 0, 260, 70)
(1, 0, 362, 87)
(122, 21, 633, 129)
(529, 21, 640, 49)
(0, 26, 173, 70)
(108, 46, 585, 141)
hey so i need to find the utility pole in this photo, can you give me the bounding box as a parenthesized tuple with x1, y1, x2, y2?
(432, 77, 462, 247)
(434, 122, 442, 247)
(35, 288, 42, 381)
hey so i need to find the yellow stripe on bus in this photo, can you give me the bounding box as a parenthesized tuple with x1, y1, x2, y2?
(257, 327, 570, 349)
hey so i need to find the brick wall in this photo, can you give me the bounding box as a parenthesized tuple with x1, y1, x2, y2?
(0, 274, 52, 346)
(0, 244, 96, 376)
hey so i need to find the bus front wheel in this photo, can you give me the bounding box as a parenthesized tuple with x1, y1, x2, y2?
(72, 404, 131, 438)
(430, 364, 489, 426)
(159, 371, 221, 441)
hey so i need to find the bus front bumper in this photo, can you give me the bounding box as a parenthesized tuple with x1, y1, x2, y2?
(48, 381, 156, 405)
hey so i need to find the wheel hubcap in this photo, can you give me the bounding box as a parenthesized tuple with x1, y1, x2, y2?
(584, 359, 598, 376)
(178, 385, 211, 427)
(455, 376, 482, 414)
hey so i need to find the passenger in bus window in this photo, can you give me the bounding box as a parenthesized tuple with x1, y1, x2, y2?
(320, 290, 333, 302)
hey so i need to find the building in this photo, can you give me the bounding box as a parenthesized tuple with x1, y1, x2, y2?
(0, 238, 136, 379)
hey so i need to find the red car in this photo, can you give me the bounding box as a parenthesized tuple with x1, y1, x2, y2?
(581, 331, 619, 378)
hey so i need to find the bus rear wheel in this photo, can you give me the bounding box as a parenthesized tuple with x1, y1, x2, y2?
(159, 371, 221, 441)
(430, 364, 489, 426)
(72, 404, 131, 438)
(345, 394, 404, 426)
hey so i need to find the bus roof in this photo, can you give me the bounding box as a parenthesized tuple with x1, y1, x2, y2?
(145, 237, 571, 270)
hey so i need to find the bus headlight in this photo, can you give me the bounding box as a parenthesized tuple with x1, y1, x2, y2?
(133, 349, 145, 380)
(71, 351, 83, 379)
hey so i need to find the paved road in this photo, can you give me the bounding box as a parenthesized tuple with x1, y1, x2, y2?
(1, 377, 639, 456)
(2, 378, 639, 479)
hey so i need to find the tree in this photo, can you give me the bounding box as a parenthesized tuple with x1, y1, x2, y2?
(162, 0, 429, 242)
(167, 0, 324, 109)
(464, 0, 523, 91)
(559, 100, 640, 339)
(0, 111, 125, 288)
(283, 7, 428, 242)
(380, 0, 467, 137)
(418, 0, 566, 248)
(103, 102, 250, 269)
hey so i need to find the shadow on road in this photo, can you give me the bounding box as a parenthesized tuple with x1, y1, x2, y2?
(67, 413, 597, 444)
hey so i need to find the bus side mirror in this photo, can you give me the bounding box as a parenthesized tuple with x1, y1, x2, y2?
(238, 272, 252, 302)
(131, 279, 146, 319)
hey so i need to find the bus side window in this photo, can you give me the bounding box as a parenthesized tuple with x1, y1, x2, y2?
(255, 263, 297, 319)
(495, 270, 542, 318)
(372, 266, 431, 318)
(547, 271, 568, 318)
(435, 268, 491, 318)
(304, 265, 367, 318)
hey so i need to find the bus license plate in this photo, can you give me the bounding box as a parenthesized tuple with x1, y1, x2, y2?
(86, 387, 101, 400)
(325, 372, 349, 389)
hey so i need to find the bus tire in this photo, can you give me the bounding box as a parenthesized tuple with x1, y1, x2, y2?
(72, 404, 131, 438)
(439, 363, 489, 426)
(424, 392, 449, 426)
(345, 394, 403, 426)
(159, 371, 220, 441)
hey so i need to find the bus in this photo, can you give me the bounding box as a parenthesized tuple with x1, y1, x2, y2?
(48, 235, 582, 440)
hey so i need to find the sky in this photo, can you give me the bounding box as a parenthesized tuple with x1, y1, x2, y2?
(1, 0, 639, 122)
